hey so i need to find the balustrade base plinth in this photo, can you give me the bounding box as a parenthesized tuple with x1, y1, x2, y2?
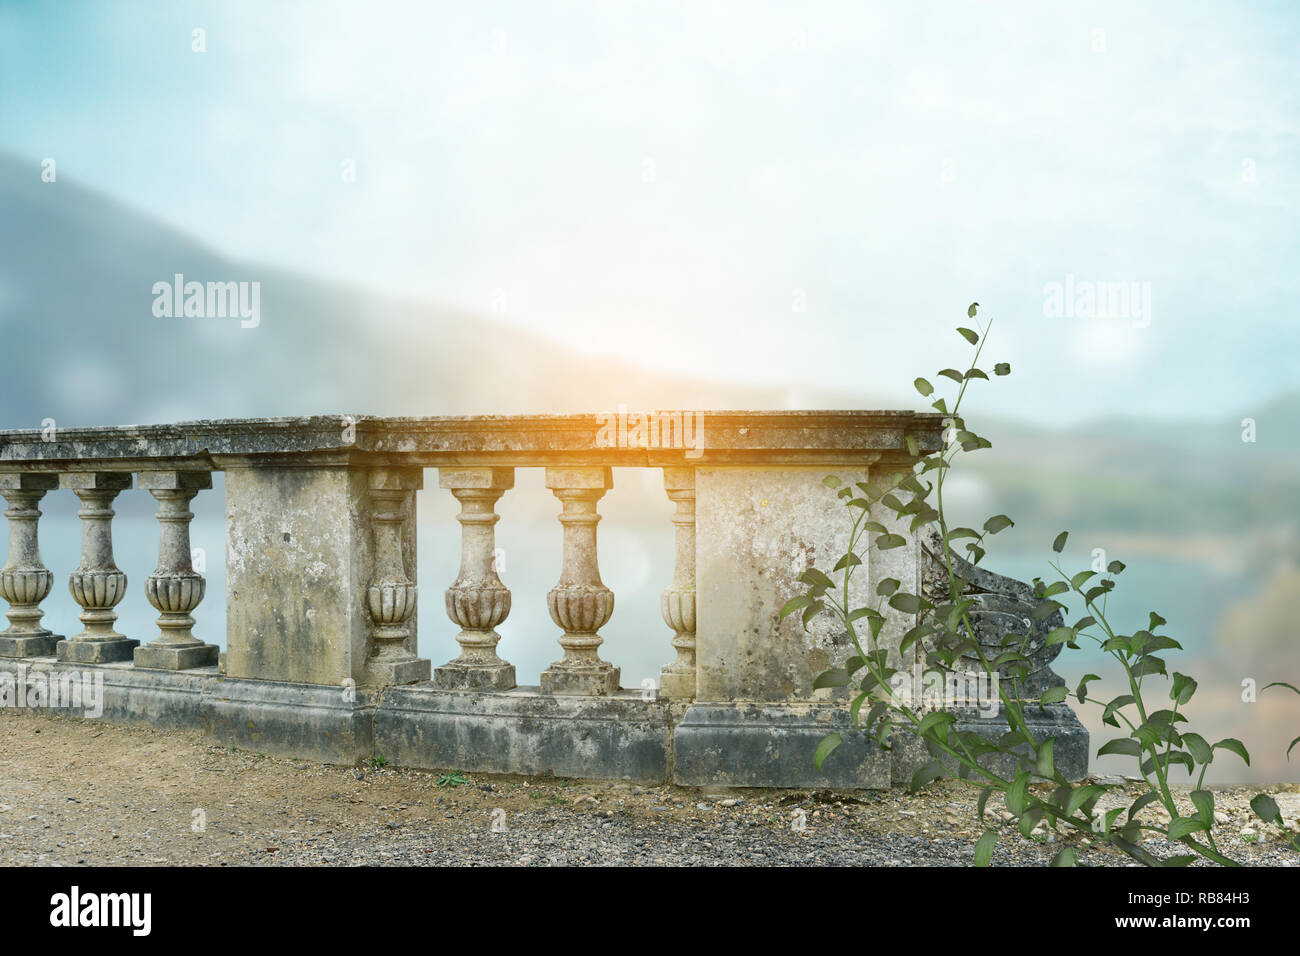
(134, 642, 220, 671)
(433, 661, 516, 691)
(0, 633, 60, 658)
(540, 662, 620, 696)
(365, 657, 431, 687)
(657, 669, 696, 700)
(56, 637, 139, 664)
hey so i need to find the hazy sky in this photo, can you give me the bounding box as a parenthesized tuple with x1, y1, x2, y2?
(2, 0, 1296, 423)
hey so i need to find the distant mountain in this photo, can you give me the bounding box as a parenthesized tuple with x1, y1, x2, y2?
(0, 151, 876, 428)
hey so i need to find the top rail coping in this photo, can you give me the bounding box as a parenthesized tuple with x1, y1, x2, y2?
(0, 411, 945, 470)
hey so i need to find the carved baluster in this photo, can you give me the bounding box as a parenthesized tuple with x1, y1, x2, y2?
(58, 472, 138, 663)
(658, 467, 696, 699)
(0, 474, 62, 657)
(134, 471, 218, 670)
(541, 467, 618, 695)
(364, 468, 430, 685)
(434, 467, 516, 690)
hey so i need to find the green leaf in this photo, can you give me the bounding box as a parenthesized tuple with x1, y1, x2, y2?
(1045, 627, 1075, 647)
(1052, 531, 1069, 553)
(813, 733, 842, 771)
(1251, 793, 1282, 825)
(1067, 785, 1106, 817)
(888, 593, 929, 614)
(797, 568, 835, 594)
(910, 760, 947, 792)
(1036, 738, 1055, 779)
(977, 787, 993, 823)
(1098, 737, 1142, 758)
(1264, 681, 1300, 695)
(778, 595, 814, 620)
(822, 475, 842, 489)
(849, 692, 868, 728)
(801, 600, 824, 629)
(1075, 673, 1101, 703)
(973, 828, 997, 867)
(957, 327, 979, 345)
(875, 533, 906, 550)
(983, 514, 1014, 534)
(1050, 847, 1077, 867)
(875, 577, 901, 597)
(832, 552, 863, 571)
(1167, 817, 1208, 840)
(1171, 672, 1197, 706)
(1182, 732, 1213, 765)
(1126, 791, 1161, 822)
(1190, 789, 1214, 822)
(967, 301, 979, 318)
(1006, 770, 1029, 815)
(994, 362, 1010, 376)
(1040, 686, 1069, 704)
(812, 668, 850, 690)
(917, 711, 956, 737)
(938, 368, 965, 383)
(1213, 738, 1250, 766)
(914, 377, 934, 397)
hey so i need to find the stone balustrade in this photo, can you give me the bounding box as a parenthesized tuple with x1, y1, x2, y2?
(0, 412, 1088, 786)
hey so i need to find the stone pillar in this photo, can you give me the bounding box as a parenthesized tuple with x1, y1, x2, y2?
(134, 471, 219, 670)
(541, 467, 618, 696)
(433, 467, 515, 690)
(0, 474, 62, 657)
(365, 468, 430, 686)
(58, 472, 138, 663)
(658, 467, 696, 699)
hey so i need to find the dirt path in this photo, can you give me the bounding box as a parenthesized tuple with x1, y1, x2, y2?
(1, 710, 1295, 866)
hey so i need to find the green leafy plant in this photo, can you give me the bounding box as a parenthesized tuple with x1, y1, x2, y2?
(782, 305, 1287, 866)
(436, 770, 468, 788)
(371, 752, 388, 769)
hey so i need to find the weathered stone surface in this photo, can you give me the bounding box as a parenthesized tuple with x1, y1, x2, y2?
(658, 467, 697, 699)
(0, 411, 944, 469)
(376, 685, 673, 782)
(541, 467, 619, 696)
(363, 468, 429, 686)
(224, 465, 374, 686)
(434, 467, 516, 690)
(58, 472, 135, 664)
(673, 702, 891, 788)
(887, 704, 1091, 784)
(694, 466, 879, 702)
(135, 470, 218, 671)
(0, 473, 61, 657)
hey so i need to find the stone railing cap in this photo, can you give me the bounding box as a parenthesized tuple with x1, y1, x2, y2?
(0, 411, 944, 469)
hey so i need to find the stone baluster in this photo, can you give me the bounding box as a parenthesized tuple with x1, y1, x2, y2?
(364, 468, 430, 685)
(541, 467, 619, 695)
(658, 467, 697, 699)
(434, 467, 516, 690)
(0, 474, 62, 657)
(58, 472, 138, 663)
(134, 471, 219, 670)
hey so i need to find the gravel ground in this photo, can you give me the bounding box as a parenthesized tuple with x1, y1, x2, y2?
(1, 710, 1296, 867)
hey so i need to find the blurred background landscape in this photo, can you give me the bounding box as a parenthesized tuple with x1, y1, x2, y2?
(1, 1, 1297, 782)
